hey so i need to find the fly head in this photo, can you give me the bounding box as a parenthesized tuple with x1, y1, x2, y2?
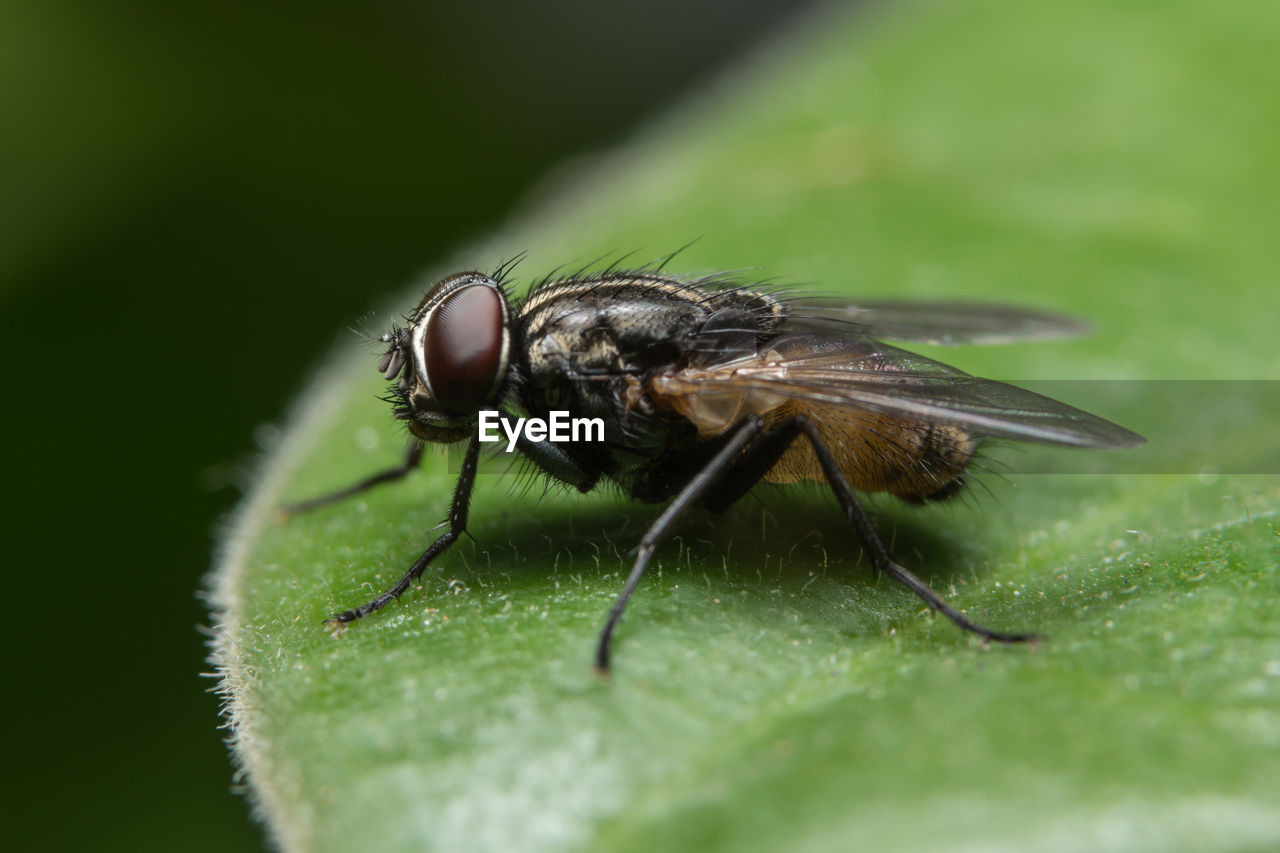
(379, 272, 513, 443)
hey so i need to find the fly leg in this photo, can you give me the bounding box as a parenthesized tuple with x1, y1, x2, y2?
(701, 415, 1035, 644)
(328, 437, 480, 626)
(279, 441, 425, 518)
(596, 416, 767, 672)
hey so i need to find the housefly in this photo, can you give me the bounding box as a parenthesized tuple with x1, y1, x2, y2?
(284, 259, 1144, 671)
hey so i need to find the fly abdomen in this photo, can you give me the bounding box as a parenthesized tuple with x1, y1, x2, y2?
(886, 423, 976, 503)
(761, 404, 975, 502)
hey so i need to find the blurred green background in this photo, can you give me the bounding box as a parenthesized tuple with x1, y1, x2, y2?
(1, 1, 822, 849)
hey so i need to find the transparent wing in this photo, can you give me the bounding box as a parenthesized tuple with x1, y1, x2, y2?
(652, 333, 1144, 449)
(785, 297, 1092, 346)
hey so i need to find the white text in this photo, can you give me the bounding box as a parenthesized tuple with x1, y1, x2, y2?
(477, 410, 605, 453)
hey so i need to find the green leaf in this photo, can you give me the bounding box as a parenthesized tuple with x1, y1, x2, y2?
(209, 1, 1280, 850)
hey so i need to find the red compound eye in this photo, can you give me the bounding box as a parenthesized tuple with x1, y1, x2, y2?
(424, 284, 506, 414)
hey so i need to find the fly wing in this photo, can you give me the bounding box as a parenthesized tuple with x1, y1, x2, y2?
(650, 333, 1145, 449)
(786, 298, 1092, 346)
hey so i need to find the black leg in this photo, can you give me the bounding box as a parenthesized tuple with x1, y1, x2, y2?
(793, 418, 1035, 643)
(700, 418, 807, 513)
(280, 441, 425, 518)
(515, 429, 601, 493)
(699, 414, 1033, 643)
(596, 416, 766, 672)
(329, 437, 481, 625)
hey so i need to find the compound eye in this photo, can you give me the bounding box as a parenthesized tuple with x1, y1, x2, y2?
(424, 284, 507, 414)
